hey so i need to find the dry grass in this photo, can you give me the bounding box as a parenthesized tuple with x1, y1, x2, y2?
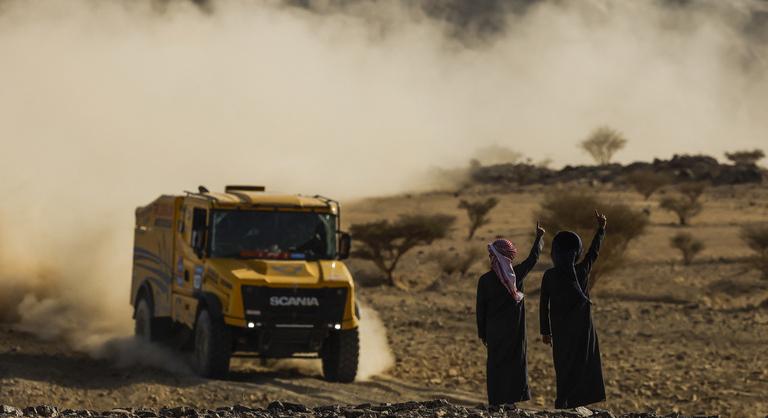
(741, 224, 768, 279)
(434, 246, 484, 277)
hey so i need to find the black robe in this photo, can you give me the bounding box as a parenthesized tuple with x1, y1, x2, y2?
(539, 227, 606, 409)
(476, 236, 542, 405)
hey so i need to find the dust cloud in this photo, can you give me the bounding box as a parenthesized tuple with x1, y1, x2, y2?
(356, 305, 395, 381)
(0, 0, 767, 375)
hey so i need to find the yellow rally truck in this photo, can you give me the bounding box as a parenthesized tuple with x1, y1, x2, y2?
(130, 185, 359, 381)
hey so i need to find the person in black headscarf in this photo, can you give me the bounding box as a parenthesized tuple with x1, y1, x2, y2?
(539, 210, 607, 409)
(476, 222, 545, 406)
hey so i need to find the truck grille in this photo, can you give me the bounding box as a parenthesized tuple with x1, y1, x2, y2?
(241, 286, 347, 326)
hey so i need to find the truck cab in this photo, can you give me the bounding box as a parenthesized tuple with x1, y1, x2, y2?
(130, 186, 359, 381)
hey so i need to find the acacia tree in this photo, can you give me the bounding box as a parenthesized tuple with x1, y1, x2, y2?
(625, 170, 671, 200)
(458, 197, 499, 240)
(725, 149, 765, 166)
(670, 232, 705, 265)
(660, 182, 707, 226)
(660, 197, 702, 226)
(580, 126, 627, 165)
(536, 192, 648, 291)
(350, 214, 455, 289)
(678, 182, 707, 202)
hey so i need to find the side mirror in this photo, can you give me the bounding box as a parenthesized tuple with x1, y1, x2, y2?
(338, 232, 351, 260)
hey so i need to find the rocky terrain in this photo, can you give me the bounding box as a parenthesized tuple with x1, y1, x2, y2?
(1, 184, 767, 418)
(0, 401, 711, 418)
(345, 184, 768, 417)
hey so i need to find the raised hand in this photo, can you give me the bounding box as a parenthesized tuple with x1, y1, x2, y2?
(595, 210, 607, 229)
(536, 220, 546, 238)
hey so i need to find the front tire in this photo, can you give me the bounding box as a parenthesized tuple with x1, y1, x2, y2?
(134, 297, 154, 341)
(193, 309, 231, 379)
(321, 328, 359, 383)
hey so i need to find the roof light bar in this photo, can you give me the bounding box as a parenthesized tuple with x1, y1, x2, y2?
(225, 185, 266, 193)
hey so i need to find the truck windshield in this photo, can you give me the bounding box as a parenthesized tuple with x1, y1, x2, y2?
(209, 210, 337, 260)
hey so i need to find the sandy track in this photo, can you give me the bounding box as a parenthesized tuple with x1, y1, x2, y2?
(0, 325, 482, 410)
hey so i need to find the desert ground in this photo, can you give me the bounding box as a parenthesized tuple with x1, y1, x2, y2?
(1, 183, 767, 417)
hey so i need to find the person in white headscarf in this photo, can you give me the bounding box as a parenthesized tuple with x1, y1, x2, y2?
(476, 221, 545, 406)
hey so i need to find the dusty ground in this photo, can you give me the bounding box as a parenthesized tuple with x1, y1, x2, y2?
(347, 184, 768, 417)
(0, 325, 481, 408)
(1, 184, 767, 417)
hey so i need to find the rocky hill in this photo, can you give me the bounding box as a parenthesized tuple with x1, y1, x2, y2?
(468, 155, 765, 187)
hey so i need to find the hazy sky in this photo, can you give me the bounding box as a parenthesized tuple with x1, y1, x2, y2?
(0, 0, 766, 201)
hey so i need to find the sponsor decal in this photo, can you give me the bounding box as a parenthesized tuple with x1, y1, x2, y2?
(269, 296, 320, 307)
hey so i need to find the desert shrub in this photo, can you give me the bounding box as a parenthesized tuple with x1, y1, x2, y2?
(659, 183, 706, 226)
(626, 170, 671, 200)
(536, 192, 648, 290)
(725, 149, 765, 166)
(670, 232, 705, 265)
(435, 246, 484, 277)
(580, 126, 627, 165)
(472, 144, 523, 166)
(741, 225, 768, 279)
(458, 197, 499, 240)
(350, 214, 456, 288)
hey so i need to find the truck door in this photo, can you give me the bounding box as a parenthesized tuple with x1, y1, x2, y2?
(172, 200, 209, 327)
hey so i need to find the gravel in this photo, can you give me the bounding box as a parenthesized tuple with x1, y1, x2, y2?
(0, 401, 720, 418)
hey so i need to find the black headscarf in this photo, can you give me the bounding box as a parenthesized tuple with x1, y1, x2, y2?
(551, 231, 591, 303)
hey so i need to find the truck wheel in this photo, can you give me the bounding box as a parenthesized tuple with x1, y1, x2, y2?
(193, 309, 231, 379)
(134, 297, 154, 341)
(321, 328, 359, 383)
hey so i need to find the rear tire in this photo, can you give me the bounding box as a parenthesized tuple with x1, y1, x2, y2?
(321, 328, 359, 383)
(193, 309, 231, 379)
